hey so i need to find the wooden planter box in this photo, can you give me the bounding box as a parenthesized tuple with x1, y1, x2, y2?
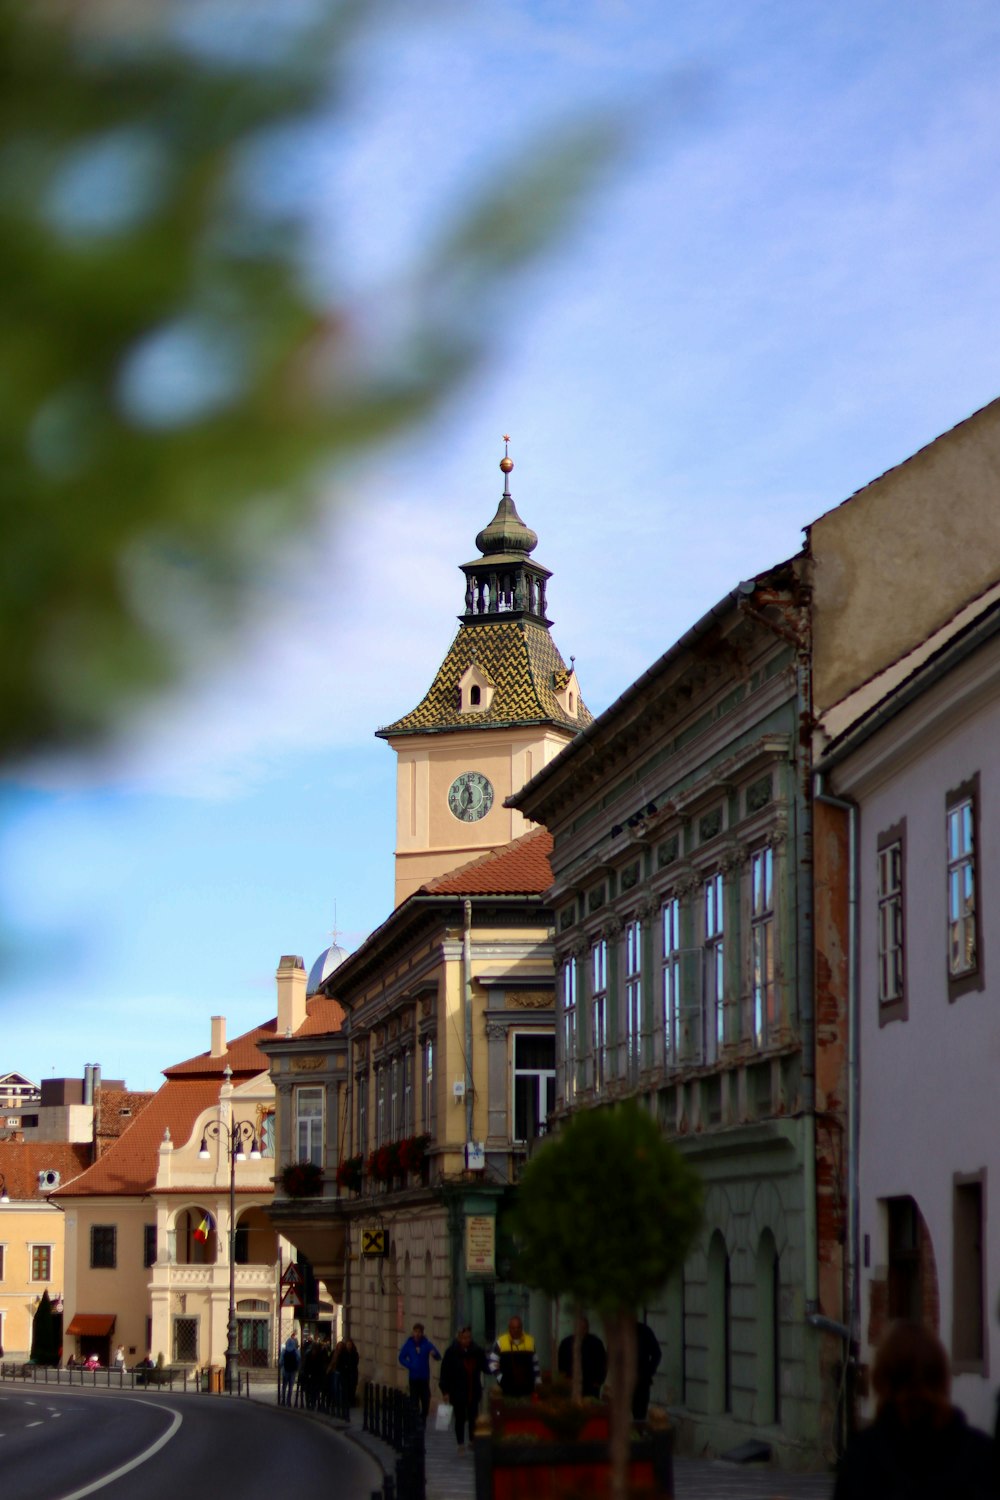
(474, 1405, 673, 1499)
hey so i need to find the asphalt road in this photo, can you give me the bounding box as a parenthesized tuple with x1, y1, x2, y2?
(0, 1388, 381, 1500)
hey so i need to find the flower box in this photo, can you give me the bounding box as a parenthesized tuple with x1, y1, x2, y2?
(476, 1400, 673, 1499)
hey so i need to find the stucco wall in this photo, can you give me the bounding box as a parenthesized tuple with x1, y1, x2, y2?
(810, 397, 1000, 714)
(835, 633, 1000, 1431)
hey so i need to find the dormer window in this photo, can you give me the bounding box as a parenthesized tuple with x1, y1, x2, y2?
(554, 668, 580, 720)
(458, 662, 495, 715)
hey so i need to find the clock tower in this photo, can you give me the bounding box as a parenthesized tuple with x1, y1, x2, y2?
(377, 443, 591, 905)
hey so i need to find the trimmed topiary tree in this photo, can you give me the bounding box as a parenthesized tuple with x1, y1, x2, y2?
(30, 1289, 60, 1366)
(513, 1100, 703, 1500)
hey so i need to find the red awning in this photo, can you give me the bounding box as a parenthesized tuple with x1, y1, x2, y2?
(66, 1313, 116, 1337)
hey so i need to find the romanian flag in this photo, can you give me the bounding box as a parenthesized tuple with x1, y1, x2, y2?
(193, 1212, 214, 1243)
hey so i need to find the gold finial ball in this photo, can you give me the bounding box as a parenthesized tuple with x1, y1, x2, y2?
(500, 456, 514, 474)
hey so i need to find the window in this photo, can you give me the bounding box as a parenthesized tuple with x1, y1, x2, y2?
(877, 822, 906, 1023)
(513, 1033, 555, 1142)
(357, 1072, 368, 1156)
(953, 1173, 986, 1373)
(295, 1087, 323, 1167)
(470, 685, 481, 706)
(91, 1225, 117, 1269)
(591, 939, 607, 1094)
(947, 776, 982, 996)
(704, 872, 725, 1058)
(560, 957, 577, 1103)
(173, 1316, 198, 1363)
(661, 898, 681, 1066)
(0, 1244, 5, 1280)
(751, 847, 775, 1044)
(403, 1050, 414, 1135)
(30, 1244, 51, 1282)
(389, 1055, 401, 1140)
(375, 1064, 386, 1145)
(421, 1039, 435, 1137)
(143, 1224, 157, 1269)
(624, 919, 642, 1083)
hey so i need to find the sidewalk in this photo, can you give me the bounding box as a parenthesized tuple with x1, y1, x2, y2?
(247, 1382, 834, 1500)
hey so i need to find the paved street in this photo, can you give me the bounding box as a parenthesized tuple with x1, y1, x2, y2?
(246, 1385, 835, 1500)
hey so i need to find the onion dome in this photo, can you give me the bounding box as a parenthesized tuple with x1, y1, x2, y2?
(475, 437, 538, 557)
(306, 942, 348, 996)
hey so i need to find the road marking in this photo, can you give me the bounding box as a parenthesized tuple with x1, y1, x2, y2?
(55, 1402, 182, 1500)
(27, 1421, 43, 1427)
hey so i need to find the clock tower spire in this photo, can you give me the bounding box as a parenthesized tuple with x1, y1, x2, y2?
(377, 441, 590, 905)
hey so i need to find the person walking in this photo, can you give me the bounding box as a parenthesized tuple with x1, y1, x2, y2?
(557, 1316, 607, 1399)
(398, 1322, 441, 1424)
(338, 1337, 360, 1415)
(632, 1320, 662, 1420)
(488, 1315, 540, 1398)
(279, 1334, 300, 1406)
(440, 1326, 488, 1452)
(834, 1320, 999, 1498)
(113, 1344, 126, 1371)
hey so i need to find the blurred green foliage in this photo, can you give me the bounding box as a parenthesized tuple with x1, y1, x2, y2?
(512, 1099, 703, 1317)
(0, 0, 617, 761)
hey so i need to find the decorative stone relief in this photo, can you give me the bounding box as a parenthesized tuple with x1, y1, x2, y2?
(745, 773, 773, 814)
(699, 807, 723, 843)
(505, 991, 552, 1009)
(620, 861, 640, 892)
(657, 835, 679, 869)
(291, 1056, 325, 1072)
(588, 884, 606, 914)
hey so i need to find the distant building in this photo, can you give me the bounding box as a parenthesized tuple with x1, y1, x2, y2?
(54, 999, 341, 1371)
(0, 1138, 91, 1359)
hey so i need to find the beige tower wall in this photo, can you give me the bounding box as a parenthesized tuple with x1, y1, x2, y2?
(810, 397, 1000, 715)
(389, 725, 572, 904)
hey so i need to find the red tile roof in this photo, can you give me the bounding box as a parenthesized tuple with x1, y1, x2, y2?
(0, 1140, 92, 1200)
(53, 1080, 224, 1197)
(163, 1021, 279, 1078)
(294, 997, 346, 1038)
(53, 1005, 343, 1199)
(419, 826, 553, 896)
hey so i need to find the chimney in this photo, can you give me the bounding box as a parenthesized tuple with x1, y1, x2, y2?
(210, 1015, 227, 1058)
(276, 955, 307, 1037)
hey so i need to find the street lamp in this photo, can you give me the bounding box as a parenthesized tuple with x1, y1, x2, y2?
(198, 1114, 261, 1393)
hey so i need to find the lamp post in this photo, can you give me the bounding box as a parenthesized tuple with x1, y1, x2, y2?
(198, 1115, 261, 1393)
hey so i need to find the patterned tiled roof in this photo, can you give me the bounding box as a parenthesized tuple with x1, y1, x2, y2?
(420, 826, 554, 896)
(96, 1088, 154, 1154)
(377, 621, 591, 737)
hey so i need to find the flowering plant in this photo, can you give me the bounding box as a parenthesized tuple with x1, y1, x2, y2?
(366, 1142, 402, 1183)
(280, 1160, 323, 1197)
(335, 1155, 364, 1194)
(398, 1134, 432, 1174)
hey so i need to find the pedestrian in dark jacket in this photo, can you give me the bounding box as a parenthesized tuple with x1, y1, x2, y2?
(440, 1327, 488, 1450)
(557, 1317, 607, 1399)
(835, 1320, 999, 1499)
(632, 1320, 662, 1419)
(337, 1338, 360, 1414)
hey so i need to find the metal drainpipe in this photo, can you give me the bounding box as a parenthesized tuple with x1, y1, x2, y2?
(813, 772, 859, 1431)
(463, 900, 474, 1147)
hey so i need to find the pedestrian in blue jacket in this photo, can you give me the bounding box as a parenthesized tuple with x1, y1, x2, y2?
(398, 1322, 441, 1424)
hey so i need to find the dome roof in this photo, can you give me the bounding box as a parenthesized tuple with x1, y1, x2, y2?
(306, 943, 349, 996)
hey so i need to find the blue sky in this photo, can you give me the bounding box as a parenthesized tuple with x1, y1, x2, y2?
(5, 0, 1000, 1091)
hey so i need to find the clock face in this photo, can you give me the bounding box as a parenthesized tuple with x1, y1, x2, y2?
(448, 771, 494, 823)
